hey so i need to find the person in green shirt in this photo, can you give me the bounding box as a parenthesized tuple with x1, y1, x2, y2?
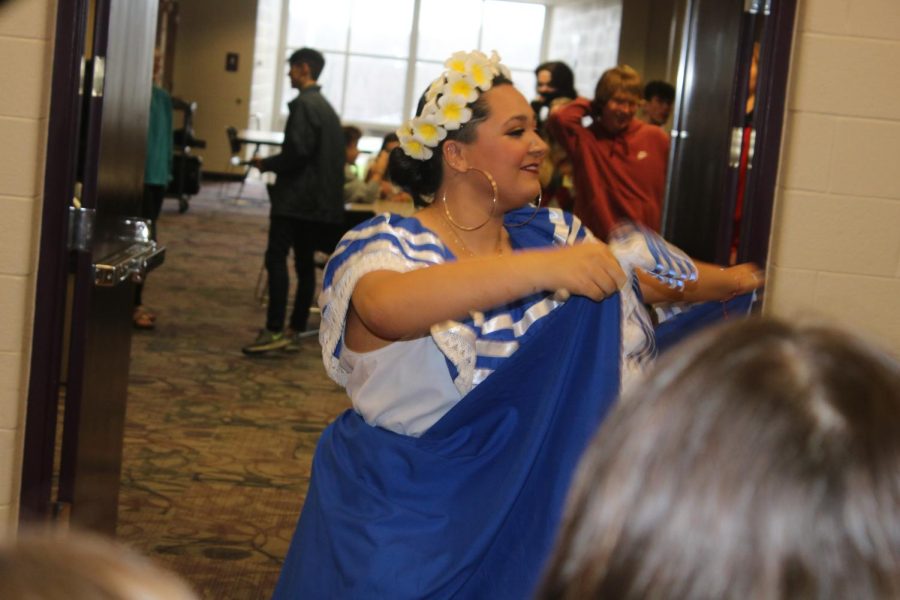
(134, 57, 173, 330)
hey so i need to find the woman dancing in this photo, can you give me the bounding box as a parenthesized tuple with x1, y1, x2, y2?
(272, 50, 762, 599)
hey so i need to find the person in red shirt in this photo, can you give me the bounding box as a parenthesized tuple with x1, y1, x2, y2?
(547, 65, 669, 240)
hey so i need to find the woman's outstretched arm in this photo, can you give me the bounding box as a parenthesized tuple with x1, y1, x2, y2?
(637, 261, 764, 304)
(345, 243, 626, 351)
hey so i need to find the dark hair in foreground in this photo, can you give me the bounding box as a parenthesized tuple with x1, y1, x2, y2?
(536, 318, 900, 600)
(389, 74, 512, 202)
(288, 47, 325, 80)
(644, 79, 675, 103)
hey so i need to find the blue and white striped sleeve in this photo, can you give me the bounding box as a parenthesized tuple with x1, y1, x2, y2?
(318, 214, 446, 386)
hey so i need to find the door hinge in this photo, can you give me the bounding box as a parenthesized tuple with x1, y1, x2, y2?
(68, 206, 96, 252)
(91, 56, 105, 98)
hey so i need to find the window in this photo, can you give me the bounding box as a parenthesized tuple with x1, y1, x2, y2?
(276, 0, 547, 133)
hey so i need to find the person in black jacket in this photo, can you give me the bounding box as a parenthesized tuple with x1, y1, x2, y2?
(243, 47, 345, 355)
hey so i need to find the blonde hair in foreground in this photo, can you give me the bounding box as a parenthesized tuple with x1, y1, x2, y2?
(537, 317, 900, 600)
(0, 530, 198, 600)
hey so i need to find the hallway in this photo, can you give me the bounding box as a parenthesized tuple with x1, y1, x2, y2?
(116, 182, 349, 599)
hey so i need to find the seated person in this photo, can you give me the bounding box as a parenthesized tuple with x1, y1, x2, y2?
(365, 132, 399, 183)
(344, 127, 412, 205)
(537, 318, 900, 599)
(342, 125, 381, 204)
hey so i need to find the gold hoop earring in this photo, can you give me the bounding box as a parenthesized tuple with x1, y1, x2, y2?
(441, 168, 498, 231)
(506, 191, 542, 228)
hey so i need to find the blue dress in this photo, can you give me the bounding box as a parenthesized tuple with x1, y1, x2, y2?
(273, 208, 626, 599)
(272, 207, 752, 598)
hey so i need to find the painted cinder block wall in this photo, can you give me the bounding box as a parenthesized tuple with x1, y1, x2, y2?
(0, 0, 55, 535)
(764, 0, 900, 356)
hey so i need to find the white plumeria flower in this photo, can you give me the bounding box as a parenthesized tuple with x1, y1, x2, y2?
(444, 71, 479, 104)
(395, 124, 414, 142)
(425, 76, 445, 103)
(397, 50, 514, 160)
(445, 51, 469, 75)
(420, 99, 440, 119)
(488, 50, 511, 79)
(399, 133, 433, 160)
(410, 112, 446, 148)
(436, 93, 472, 130)
(465, 54, 493, 91)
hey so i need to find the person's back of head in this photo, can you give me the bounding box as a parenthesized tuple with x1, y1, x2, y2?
(288, 47, 325, 80)
(537, 317, 900, 599)
(0, 530, 198, 600)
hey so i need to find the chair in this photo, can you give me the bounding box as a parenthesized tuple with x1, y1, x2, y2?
(222, 126, 252, 200)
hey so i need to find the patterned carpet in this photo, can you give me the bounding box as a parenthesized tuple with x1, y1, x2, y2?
(117, 181, 350, 599)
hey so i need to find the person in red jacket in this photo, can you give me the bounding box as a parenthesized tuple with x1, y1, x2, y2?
(547, 65, 669, 240)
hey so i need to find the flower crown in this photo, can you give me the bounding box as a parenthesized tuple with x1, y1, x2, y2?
(397, 50, 512, 161)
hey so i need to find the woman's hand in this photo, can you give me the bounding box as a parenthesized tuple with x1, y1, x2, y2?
(540, 243, 627, 301)
(724, 262, 765, 296)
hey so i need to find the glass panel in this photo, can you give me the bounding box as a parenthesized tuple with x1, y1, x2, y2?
(481, 1, 545, 70)
(509, 68, 536, 102)
(411, 60, 444, 117)
(279, 51, 346, 117)
(349, 0, 415, 58)
(288, 0, 350, 52)
(319, 52, 347, 114)
(344, 56, 408, 125)
(417, 0, 482, 62)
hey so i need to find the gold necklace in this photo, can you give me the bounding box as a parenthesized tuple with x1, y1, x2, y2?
(441, 214, 504, 258)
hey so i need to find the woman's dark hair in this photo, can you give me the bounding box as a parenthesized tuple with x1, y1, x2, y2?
(389, 74, 512, 203)
(535, 61, 577, 101)
(536, 317, 900, 600)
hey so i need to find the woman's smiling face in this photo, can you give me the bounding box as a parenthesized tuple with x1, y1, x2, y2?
(458, 84, 548, 210)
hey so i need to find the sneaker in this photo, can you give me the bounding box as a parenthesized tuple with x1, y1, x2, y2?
(283, 328, 319, 353)
(242, 329, 289, 355)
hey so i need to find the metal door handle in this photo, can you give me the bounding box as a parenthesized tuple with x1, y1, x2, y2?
(93, 241, 166, 286)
